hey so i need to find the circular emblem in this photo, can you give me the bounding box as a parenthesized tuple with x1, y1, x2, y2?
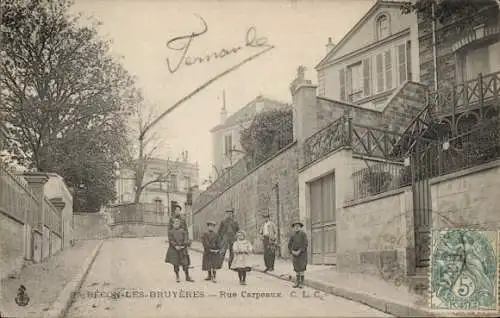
(452, 274, 475, 298)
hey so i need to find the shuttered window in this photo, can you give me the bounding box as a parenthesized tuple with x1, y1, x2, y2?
(339, 68, 346, 101)
(363, 58, 371, 97)
(376, 54, 384, 93)
(385, 50, 392, 90)
(398, 44, 407, 84)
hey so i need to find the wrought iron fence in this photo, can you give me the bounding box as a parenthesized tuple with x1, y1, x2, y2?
(303, 116, 403, 167)
(351, 116, 499, 200)
(107, 203, 170, 225)
(351, 160, 410, 201)
(412, 117, 500, 181)
(427, 71, 500, 115)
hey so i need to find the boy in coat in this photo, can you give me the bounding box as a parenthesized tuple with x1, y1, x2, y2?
(202, 221, 220, 283)
(288, 221, 308, 288)
(165, 218, 194, 283)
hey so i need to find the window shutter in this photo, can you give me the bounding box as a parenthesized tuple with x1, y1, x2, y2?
(398, 44, 407, 84)
(376, 54, 384, 93)
(363, 58, 371, 97)
(385, 50, 392, 90)
(406, 41, 412, 81)
(339, 68, 346, 101)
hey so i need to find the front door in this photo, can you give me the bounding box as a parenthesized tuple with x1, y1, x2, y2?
(309, 172, 336, 265)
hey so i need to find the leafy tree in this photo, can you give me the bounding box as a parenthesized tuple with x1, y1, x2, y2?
(240, 108, 293, 165)
(0, 0, 138, 211)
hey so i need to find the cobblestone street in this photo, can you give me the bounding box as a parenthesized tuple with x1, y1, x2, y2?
(67, 237, 391, 317)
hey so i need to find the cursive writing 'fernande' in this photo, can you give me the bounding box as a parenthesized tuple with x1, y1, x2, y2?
(166, 15, 273, 74)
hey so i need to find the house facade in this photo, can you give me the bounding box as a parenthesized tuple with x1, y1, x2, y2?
(292, 0, 500, 285)
(210, 95, 290, 177)
(316, 0, 420, 111)
(115, 154, 199, 214)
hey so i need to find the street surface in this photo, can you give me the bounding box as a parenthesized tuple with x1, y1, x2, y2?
(67, 237, 392, 317)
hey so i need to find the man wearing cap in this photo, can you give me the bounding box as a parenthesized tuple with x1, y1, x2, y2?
(217, 209, 240, 268)
(288, 220, 308, 288)
(259, 212, 277, 272)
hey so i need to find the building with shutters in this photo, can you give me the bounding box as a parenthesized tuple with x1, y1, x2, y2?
(210, 93, 290, 179)
(114, 153, 199, 215)
(316, 0, 420, 111)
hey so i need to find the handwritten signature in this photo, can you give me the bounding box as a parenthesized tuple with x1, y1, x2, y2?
(166, 15, 273, 73)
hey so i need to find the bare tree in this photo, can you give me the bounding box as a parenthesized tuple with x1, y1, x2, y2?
(127, 102, 172, 203)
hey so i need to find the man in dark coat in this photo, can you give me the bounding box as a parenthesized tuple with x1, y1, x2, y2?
(217, 209, 240, 268)
(288, 220, 308, 288)
(165, 218, 194, 282)
(202, 221, 221, 282)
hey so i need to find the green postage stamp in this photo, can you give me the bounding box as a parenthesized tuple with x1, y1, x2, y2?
(430, 229, 498, 312)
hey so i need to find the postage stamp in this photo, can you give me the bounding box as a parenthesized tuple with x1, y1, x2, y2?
(430, 229, 498, 312)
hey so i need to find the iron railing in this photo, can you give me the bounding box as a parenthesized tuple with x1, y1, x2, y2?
(351, 160, 410, 201)
(303, 116, 403, 167)
(107, 203, 170, 225)
(428, 71, 500, 116)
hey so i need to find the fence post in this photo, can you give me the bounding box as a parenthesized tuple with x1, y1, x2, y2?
(23, 172, 49, 263)
(479, 73, 484, 119)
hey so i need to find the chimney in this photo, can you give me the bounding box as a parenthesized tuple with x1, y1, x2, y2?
(289, 65, 318, 145)
(220, 90, 227, 124)
(326, 37, 335, 53)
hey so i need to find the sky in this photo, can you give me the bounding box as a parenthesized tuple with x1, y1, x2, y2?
(72, 0, 375, 183)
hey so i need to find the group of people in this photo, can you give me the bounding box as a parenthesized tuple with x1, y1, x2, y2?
(165, 205, 309, 288)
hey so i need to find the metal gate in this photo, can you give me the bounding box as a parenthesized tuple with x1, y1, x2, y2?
(309, 172, 336, 265)
(410, 136, 439, 268)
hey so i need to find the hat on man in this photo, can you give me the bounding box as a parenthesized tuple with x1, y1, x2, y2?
(261, 208, 270, 218)
(206, 221, 216, 226)
(291, 220, 304, 228)
(225, 208, 234, 213)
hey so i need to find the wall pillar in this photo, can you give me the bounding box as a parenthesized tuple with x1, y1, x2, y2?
(23, 172, 49, 262)
(49, 197, 65, 252)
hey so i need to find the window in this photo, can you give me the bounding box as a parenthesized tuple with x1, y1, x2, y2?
(153, 172, 164, 190)
(376, 54, 384, 93)
(347, 62, 363, 102)
(154, 198, 163, 215)
(224, 134, 232, 157)
(362, 58, 372, 97)
(184, 176, 191, 190)
(339, 68, 346, 101)
(376, 15, 389, 40)
(169, 174, 178, 191)
(398, 41, 412, 84)
(385, 50, 392, 90)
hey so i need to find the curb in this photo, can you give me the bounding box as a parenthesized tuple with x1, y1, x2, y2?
(44, 240, 104, 318)
(189, 245, 435, 317)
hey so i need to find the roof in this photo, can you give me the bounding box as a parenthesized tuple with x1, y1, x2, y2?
(315, 0, 405, 70)
(210, 96, 290, 132)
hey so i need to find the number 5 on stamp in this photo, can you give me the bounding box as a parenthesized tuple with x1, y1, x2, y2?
(430, 229, 498, 313)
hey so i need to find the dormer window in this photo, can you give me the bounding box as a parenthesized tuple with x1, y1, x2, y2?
(376, 14, 390, 40)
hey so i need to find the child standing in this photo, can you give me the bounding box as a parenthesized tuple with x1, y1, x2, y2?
(202, 221, 221, 283)
(165, 218, 194, 283)
(288, 220, 308, 288)
(231, 230, 253, 285)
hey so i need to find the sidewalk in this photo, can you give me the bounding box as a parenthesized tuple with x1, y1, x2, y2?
(0, 240, 102, 318)
(189, 241, 486, 317)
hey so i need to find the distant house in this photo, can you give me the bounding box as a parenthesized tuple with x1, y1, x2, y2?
(316, 0, 420, 112)
(210, 94, 290, 177)
(115, 154, 199, 214)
